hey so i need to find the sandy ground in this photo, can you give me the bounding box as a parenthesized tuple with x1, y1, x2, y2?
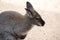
(0, 0, 60, 40)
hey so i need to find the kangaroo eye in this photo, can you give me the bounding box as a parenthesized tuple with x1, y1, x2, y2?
(36, 17, 39, 20)
(36, 16, 39, 19)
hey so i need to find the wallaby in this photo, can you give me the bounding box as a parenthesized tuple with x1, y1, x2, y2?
(0, 1, 45, 40)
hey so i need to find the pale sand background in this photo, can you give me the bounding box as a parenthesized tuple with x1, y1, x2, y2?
(0, 0, 60, 40)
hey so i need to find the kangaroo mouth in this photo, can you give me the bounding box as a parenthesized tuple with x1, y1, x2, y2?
(37, 21, 45, 26)
(37, 23, 42, 26)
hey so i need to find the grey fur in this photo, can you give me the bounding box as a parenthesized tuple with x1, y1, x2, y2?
(0, 1, 45, 40)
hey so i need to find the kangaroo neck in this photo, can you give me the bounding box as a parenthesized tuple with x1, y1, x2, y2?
(13, 15, 33, 34)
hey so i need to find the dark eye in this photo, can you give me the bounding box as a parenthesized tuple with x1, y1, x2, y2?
(36, 17, 39, 20)
(36, 16, 39, 19)
(36, 17, 39, 18)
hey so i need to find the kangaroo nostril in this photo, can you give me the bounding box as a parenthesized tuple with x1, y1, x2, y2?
(41, 20, 45, 26)
(42, 21, 45, 26)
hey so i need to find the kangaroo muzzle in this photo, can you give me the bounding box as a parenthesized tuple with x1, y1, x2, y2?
(40, 19, 45, 26)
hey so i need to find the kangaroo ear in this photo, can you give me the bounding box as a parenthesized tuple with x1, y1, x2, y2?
(25, 8, 34, 18)
(26, 1, 33, 9)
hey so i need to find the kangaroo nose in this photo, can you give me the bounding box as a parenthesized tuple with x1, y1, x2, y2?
(42, 21, 45, 26)
(41, 20, 45, 26)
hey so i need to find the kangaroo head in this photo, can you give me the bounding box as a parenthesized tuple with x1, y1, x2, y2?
(25, 2, 45, 26)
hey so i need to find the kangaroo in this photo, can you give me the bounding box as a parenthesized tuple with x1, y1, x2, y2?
(0, 1, 45, 40)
